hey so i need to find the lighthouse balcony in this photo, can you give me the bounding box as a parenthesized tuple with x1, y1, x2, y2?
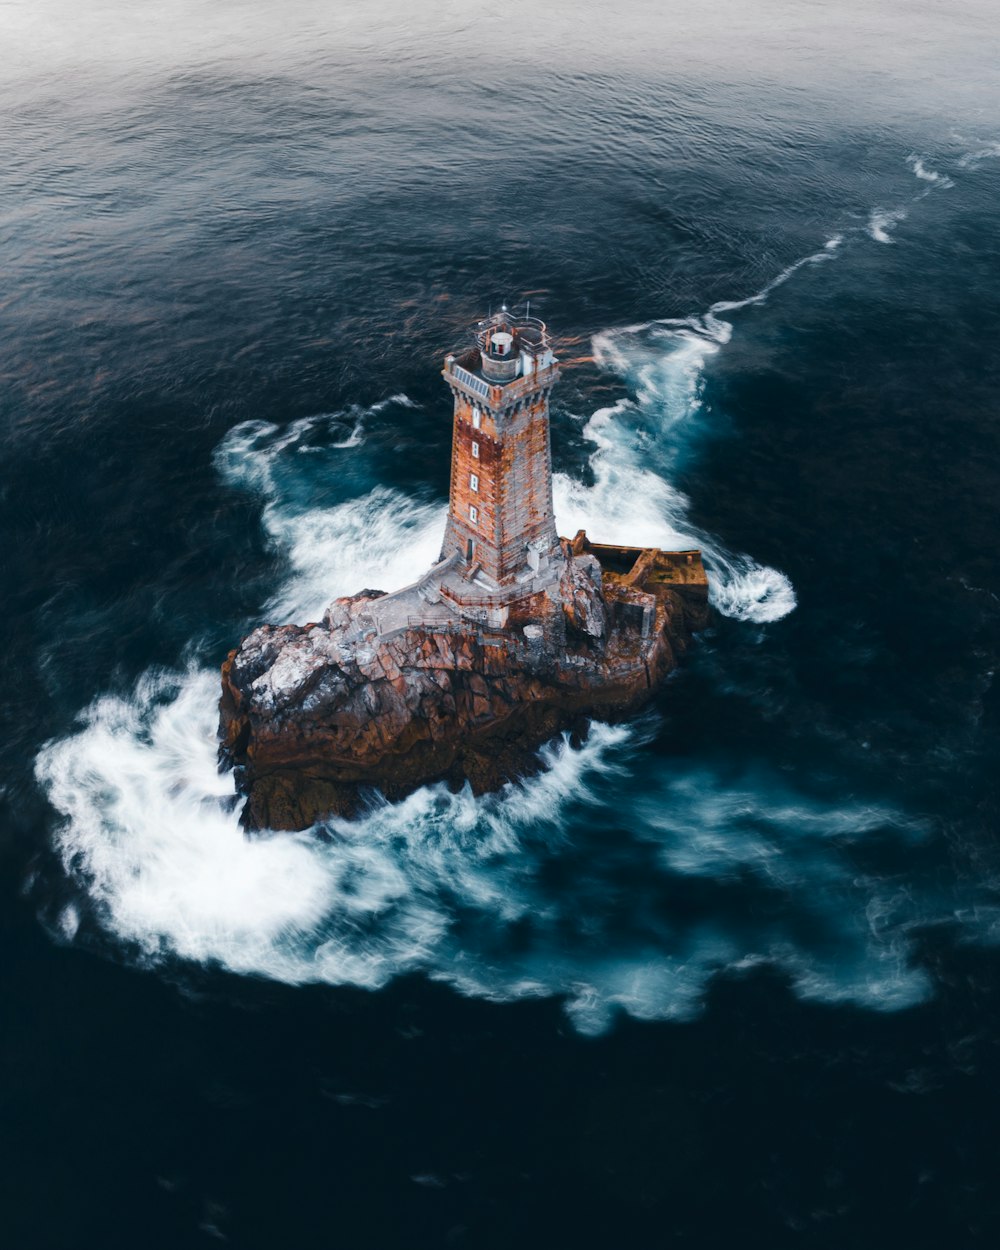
(444, 355, 559, 410)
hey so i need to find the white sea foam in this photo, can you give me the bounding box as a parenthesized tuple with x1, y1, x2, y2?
(36, 671, 335, 972)
(867, 207, 907, 244)
(859, 148, 965, 248)
(956, 140, 1000, 170)
(35, 669, 934, 1032)
(565, 242, 838, 626)
(552, 394, 797, 627)
(707, 232, 844, 322)
(704, 554, 797, 623)
(907, 154, 955, 189)
(260, 485, 445, 625)
(214, 398, 444, 623)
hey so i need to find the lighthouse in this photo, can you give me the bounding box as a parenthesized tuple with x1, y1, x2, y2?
(220, 305, 711, 828)
(441, 308, 561, 588)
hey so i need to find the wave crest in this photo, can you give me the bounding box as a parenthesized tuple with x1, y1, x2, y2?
(36, 670, 933, 1033)
(214, 399, 444, 623)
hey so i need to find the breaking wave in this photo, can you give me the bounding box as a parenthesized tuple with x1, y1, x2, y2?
(35, 668, 934, 1033)
(214, 398, 445, 623)
(559, 240, 853, 626)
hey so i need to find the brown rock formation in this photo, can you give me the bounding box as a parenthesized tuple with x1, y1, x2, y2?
(219, 535, 709, 831)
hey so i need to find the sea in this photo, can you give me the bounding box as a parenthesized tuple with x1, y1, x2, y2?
(3, 2, 1000, 1246)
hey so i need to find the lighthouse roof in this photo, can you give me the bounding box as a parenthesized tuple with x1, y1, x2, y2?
(473, 309, 552, 358)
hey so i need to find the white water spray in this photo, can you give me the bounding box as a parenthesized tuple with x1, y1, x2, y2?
(35, 667, 933, 1032)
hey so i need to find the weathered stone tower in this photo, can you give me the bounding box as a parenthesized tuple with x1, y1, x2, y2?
(441, 309, 560, 588)
(220, 304, 712, 829)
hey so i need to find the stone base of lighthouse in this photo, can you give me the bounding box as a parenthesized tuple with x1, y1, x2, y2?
(218, 532, 709, 831)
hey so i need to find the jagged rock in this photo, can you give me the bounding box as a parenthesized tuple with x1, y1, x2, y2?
(561, 551, 607, 642)
(219, 540, 710, 831)
(321, 589, 387, 632)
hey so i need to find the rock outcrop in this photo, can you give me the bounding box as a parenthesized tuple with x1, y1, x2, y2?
(219, 534, 710, 831)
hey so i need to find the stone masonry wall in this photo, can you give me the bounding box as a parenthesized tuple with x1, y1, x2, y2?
(442, 375, 558, 585)
(495, 388, 558, 581)
(444, 392, 501, 573)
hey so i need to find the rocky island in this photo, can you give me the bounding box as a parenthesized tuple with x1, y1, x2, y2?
(220, 310, 709, 830)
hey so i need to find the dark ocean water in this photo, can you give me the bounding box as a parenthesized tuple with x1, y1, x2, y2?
(4, 2, 1000, 1245)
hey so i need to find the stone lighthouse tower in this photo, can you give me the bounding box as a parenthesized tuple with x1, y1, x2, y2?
(441, 308, 560, 588)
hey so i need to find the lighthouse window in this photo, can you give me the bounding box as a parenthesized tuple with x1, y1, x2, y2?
(471, 440, 480, 459)
(472, 407, 481, 429)
(470, 473, 479, 492)
(469, 504, 479, 524)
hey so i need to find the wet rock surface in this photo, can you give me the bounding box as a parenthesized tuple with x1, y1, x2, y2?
(220, 541, 710, 831)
